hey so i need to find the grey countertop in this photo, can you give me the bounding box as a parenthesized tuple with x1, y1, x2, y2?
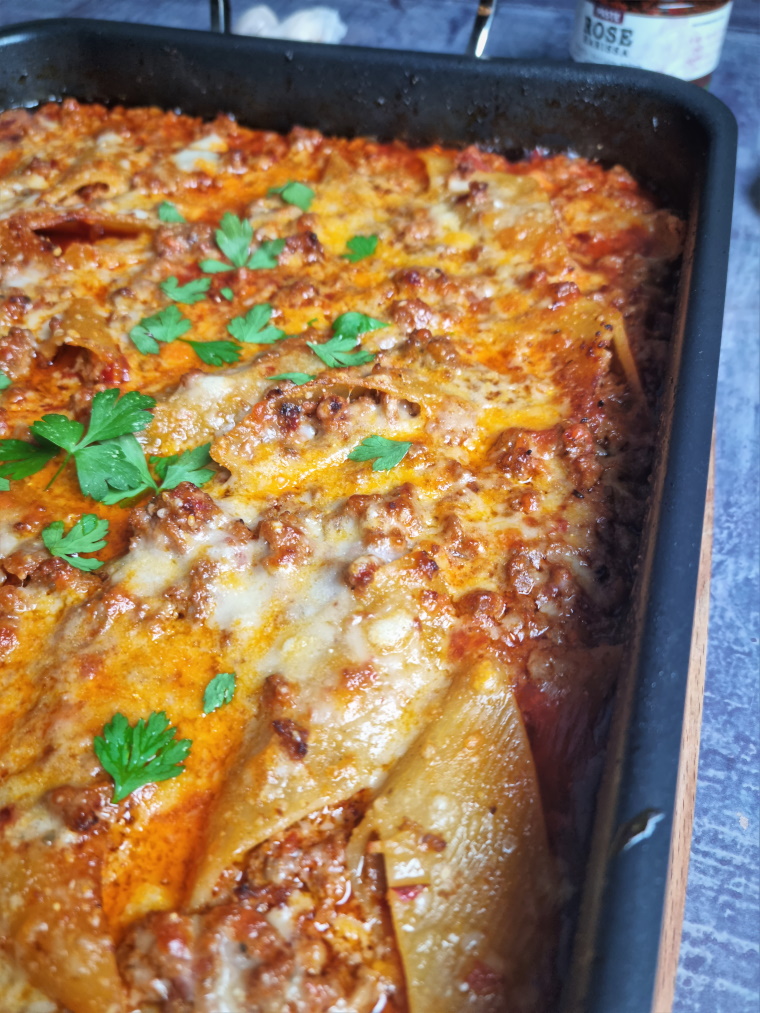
(1, 1, 758, 1009)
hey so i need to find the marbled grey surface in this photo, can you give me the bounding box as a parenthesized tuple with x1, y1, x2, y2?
(676, 26, 760, 1013)
(0, 1, 757, 1009)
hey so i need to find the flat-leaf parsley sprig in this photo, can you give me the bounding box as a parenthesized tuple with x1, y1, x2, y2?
(100, 439, 215, 505)
(129, 305, 242, 367)
(160, 276, 211, 305)
(129, 305, 191, 355)
(307, 312, 387, 369)
(268, 181, 315, 212)
(94, 711, 192, 803)
(0, 389, 216, 504)
(227, 303, 284, 345)
(41, 513, 109, 571)
(157, 201, 185, 223)
(179, 339, 242, 367)
(200, 212, 286, 273)
(0, 439, 58, 492)
(268, 372, 315, 386)
(203, 672, 237, 714)
(342, 234, 378, 263)
(348, 435, 412, 471)
(26, 388, 156, 495)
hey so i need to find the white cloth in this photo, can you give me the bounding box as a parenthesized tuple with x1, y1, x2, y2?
(234, 5, 348, 44)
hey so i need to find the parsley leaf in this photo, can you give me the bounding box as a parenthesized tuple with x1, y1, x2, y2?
(85, 389, 157, 444)
(347, 435, 412, 471)
(29, 414, 84, 453)
(216, 212, 253, 268)
(332, 312, 387, 340)
(200, 258, 233, 274)
(307, 311, 387, 367)
(157, 201, 186, 223)
(307, 333, 376, 369)
(227, 303, 284, 344)
(75, 442, 146, 501)
(180, 339, 242, 367)
(201, 213, 285, 273)
(29, 388, 156, 493)
(342, 234, 378, 262)
(151, 442, 214, 490)
(129, 305, 192, 354)
(98, 435, 156, 504)
(160, 275, 211, 305)
(247, 238, 286, 270)
(41, 513, 109, 571)
(0, 439, 58, 483)
(0, 371, 10, 391)
(203, 672, 237, 714)
(100, 438, 214, 505)
(220, 287, 234, 301)
(268, 181, 314, 212)
(269, 372, 315, 386)
(94, 711, 192, 803)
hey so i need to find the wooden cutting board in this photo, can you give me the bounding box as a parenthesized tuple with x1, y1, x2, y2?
(652, 434, 715, 1013)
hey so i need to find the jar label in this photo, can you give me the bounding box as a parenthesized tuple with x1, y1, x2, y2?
(570, 2, 733, 79)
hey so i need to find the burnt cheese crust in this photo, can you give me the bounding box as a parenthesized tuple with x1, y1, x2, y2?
(0, 100, 682, 1012)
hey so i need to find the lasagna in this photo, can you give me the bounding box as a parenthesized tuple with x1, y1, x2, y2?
(0, 100, 682, 1012)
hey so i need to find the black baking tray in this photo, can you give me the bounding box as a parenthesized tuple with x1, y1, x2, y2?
(0, 19, 737, 1013)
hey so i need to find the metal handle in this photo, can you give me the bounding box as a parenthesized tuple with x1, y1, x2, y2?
(209, 0, 232, 33)
(466, 0, 498, 59)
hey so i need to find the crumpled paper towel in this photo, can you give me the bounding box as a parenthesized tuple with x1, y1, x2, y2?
(234, 5, 348, 44)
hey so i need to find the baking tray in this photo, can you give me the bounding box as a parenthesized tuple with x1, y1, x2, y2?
(0, 19, 737, 1012)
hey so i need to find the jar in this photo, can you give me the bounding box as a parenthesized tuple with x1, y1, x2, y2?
(570, 1, 733, 86)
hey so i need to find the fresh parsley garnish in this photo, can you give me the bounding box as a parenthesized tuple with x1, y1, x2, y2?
(332, 312, 387, 340)
(347, 435, 412, 471)
(342, 235, 378, 262)
(94, 711, 191, 803)
(0, 439, 58, 488)
(247, 238, 286, 270)
(0, 390, 210, 505)
(0, 371, 10, 391)
(151, 442, 215, 490)
(307, 333, 375, 368)
(71, 388, 155, 445)
(268, 181, 314, 212)
(29, 388, 156, 494)
(157, 201, 185, 223)
(200, 258, 234, 274)
(41, 513, 109, 571)
(220, 287, 234, 301)
(160, 275, 211, 305)
(200, 213, 286, 273)
(179, 339, 242, 367)
(216, 212, 254, 268)
(129, 305, 192, 354)
(99, 438, 214, 505)
(73, 441, 151, 501)
(269, 372, 315, 386)
(203, 672, 237, 714)
(306, 312, 386, 368)
(227, 303, 284, 344)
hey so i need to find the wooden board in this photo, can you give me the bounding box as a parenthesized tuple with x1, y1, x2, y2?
(652, 433, 716, 1013)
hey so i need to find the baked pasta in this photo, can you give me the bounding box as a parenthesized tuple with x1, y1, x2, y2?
(0, 100, 682, 1013)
